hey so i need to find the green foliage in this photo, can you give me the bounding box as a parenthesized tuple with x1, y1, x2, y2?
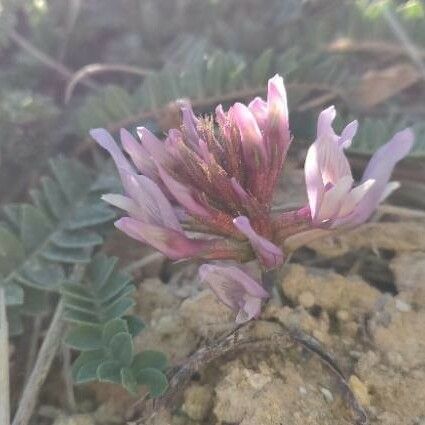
(348, 117, 425, 157)
(75, 48, 302, 135)
(0, 158, 116, 335)
(63, 254, 168, 397)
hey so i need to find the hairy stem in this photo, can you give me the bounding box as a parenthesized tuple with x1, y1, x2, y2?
(12, 302, 65, 425)
(0, 288, 10, 425)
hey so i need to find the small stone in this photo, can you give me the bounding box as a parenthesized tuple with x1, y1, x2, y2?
(320, 387, 334, 403)
(348, 375, 371, 407)
(299, 386, 307, 395)
(182, 384, 213, 421)
(298, 291, 315, 308)
(52, 414, 95, 425)
(336, 310, 349, 321)
(395, 299, 412, 312)
(386, 351, 404, 368)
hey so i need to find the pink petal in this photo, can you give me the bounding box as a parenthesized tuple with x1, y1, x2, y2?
(266, 74, 289, 130)
(181, 105, 201, 152)
(120, 128, 156, 178)
(115, 217, 199, 260)
(316, 106, 337, 140)
(233, 216, 284, 269)
(235, 296, 262, 323)
(156, 165, 211, 218)
(337, 179, 375, 218)
(101, 194, 143, 220)
(304, 142, 324, 219)
(339, 120, 358, 149)
(199, 264, 268, 322)
(119, 171, 181, 230)
(248, 97, 268, 129)
(215, 104, 230, 139)
(316, 175, 353, 222)
(90, 128, 134, 175)
(231, 103, 267, 166)
(351, 128, 414, 225)
(136, 127, 169, 165)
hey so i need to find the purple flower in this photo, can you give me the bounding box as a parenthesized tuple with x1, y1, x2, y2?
(305, 106, 414, 228)
(90, 75, 302, 269)
(199, 264, 269, 323)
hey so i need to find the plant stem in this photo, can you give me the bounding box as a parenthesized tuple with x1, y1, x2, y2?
(0, 287, 10, 425)
(62, 344, 77, 412)
(12, 302, 65, 425)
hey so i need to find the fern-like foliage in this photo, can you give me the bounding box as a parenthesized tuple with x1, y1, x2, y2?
(63, 253, 168, 397)
(75, 48, 301, 135)
(348, 117, 425, 158)
(0, 157, 116, 335)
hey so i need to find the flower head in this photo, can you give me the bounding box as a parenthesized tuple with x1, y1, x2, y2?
(91, 75, 306, 269)
(305, 106, 414, 229)
(199, 264, 269, 323)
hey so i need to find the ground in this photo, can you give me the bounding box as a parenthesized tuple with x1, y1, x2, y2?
(44, 215, 425, 425)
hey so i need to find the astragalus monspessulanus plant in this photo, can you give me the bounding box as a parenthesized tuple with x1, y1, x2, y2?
(91, 74, 414, 324)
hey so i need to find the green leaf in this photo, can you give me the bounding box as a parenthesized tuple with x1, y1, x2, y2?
(109, 332, 133, 367)
(65, 324, 103, 351)
(97, 361, 122, 384)
(136, 368, 168, 398)
(20, 287, 49, 315)
(5, 283, 24, 306)
(20, 205, 52, 252)
(251, 48, 274, 86)
(121, 367, 139, 395)
(17, 259, 64, 290)
(102, 318, 128, 346)
(51, 231, 103, 248)
(0, 226, 24, 276)
(41, 246, 91, 264)
(124, 315, 145, 338)
(72, 350, 105, 383)
(103, 297, 135, 322)
(132, 350, 167, 372)
(65, 204, 115, 230)
(7, 307, 24, 336)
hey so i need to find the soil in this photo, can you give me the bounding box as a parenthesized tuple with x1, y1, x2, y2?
(41, 217, 425, 425)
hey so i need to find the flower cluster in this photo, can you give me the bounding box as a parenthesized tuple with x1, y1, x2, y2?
(91, 74, 414, 323)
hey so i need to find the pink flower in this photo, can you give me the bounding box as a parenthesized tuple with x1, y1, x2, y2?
(305, 106, 414, 228)
(90, 75, 304, 269)
(199, 264, 269, 323)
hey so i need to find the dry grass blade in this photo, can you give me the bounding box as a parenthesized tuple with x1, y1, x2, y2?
(64, 63, 153, 103)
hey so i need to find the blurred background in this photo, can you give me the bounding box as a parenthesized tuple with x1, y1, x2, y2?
(0, 0, 424, 206)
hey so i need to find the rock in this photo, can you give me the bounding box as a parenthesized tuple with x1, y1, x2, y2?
(299, 291, 315, 308)
(348, 375, 371, 407)
(395, 299, 412, 312)
(180, 289, 234, 338)
(370, 309, 425, 370)
(52, 414, 95, 425)
(212, 358, 346, 425)
(281, 265, 380, 319)
(307, 222, 425, 257)
(181, 384, 213, 421)
(390, 252, 425, 307)
(320, 387, 334, 403)
(135, 314, 197, 363)
(135, 278, 179, 321)
(355, 351, 380, 380)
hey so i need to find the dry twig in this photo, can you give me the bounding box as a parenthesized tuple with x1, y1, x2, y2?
(129, 321, 367, 425)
